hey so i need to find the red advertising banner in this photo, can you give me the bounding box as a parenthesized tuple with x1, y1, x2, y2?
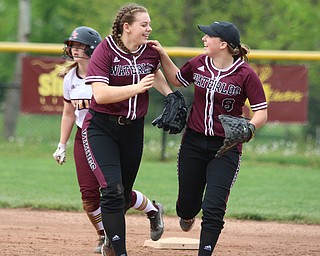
(244, 64, 308, 124)
(21, 57, 308, 123)
(21, 56, 66, 115)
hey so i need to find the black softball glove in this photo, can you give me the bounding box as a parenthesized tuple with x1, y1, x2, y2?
(215, 115, 256, 157)
(152, 90, 188, 134)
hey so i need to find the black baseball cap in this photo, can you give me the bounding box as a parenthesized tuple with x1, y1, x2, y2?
(198, 21, 240, 49)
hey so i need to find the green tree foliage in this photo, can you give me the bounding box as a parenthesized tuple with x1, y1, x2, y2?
(0, 1, 18, 84)
(2, 0, 319, 49)
(0, 0, 320, 133)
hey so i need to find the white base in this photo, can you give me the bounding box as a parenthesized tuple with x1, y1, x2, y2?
(144, 237, 199, 250)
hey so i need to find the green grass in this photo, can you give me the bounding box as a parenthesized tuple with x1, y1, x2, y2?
(1, 114, 320, 224)
(0, 153, 319, 224)
(0, 156, 81, 210)
(225, 162, 320, 224)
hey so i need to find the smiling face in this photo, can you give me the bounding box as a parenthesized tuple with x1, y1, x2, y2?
(122, 11, 152, 51)
(201, 34, 228, 57)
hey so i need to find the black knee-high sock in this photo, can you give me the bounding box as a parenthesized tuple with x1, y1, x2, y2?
(198, 228, 220, 256)
(102, 211, 127, 255)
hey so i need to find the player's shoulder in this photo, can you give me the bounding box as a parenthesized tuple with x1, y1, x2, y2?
(239, 61, 259, 77)
(63, 67, 78, 92)
(144, 43, 161, 58)
(93, 36, 109, 53)
(64, 66, 77, 80)
(145, 42, 158, 52)
(187, 54, 207, 66)
(191, 54, 206, 62)
(89, 36, 113, 63)
(238, 61, 251, 69)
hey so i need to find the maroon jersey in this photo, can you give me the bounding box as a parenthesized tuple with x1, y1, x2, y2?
(177, 54, 267, 137)
(85, 35, 161, 119)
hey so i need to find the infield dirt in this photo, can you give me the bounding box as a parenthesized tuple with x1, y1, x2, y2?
(0, 208, 319, 255)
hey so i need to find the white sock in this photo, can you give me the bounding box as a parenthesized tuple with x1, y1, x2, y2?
(87, 207, 104, 233)
(132, 190, 157, 213)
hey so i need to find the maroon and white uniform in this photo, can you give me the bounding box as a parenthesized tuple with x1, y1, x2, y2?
(177, 55, 267, 137)
(63, 67, 92, 128)
(62, 67, 101, 221)
(85, 35, 161, 119)
(82, 35, 163, 252)
(175, 54, 267, 254)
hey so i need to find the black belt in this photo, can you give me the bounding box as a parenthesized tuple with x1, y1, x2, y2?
(89, 109, 132, 125)
(186, 128, 224, 142)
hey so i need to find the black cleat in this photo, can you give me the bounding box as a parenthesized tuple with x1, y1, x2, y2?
(148, 201, 164, 241)
(179, 217, 195, 232)
(101, 236, 115, 256)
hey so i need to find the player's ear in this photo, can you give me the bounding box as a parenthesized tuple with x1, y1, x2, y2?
(123, 22, 131, 33)
(220, 41, 228, 49)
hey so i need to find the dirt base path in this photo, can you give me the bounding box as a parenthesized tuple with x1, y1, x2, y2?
(0, 208, 319, 256)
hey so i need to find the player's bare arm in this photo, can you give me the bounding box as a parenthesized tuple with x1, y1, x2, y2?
(53, 101, 76, 165)
(59, 102, 75, 144)
(152, 69, 173, 96)
(148, 40, 182, 87)
(249, 109, 268, 129)
(92, 74, 154, 104)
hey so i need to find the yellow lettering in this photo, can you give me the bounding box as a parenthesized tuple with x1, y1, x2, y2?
(71, 99, 91, 110)
(84, 99, 91, 108)
(40, 104, 64, 112)
(38, 67, 63, 97)
(251, 64, 273, 83)
(262, 84, 272, 103)
(251, 65, 304, 103)
(263, 84, 303, 102)
(39, 96, 46, 105)
(52, 97, 58, 105)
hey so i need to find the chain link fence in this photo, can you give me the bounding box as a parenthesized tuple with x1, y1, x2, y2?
(1, 45, 320, 165)
(0, 86, 184, 161)
(1, 80, 320, 165)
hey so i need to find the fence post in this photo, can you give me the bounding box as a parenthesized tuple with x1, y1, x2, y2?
(316, 126, 320, 148)
(161, 131, 167, 161)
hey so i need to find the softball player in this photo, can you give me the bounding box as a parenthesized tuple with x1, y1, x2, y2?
(82, 4, 172, 256)
(150, 21, 268, 255)
(53, 26, 165, 255)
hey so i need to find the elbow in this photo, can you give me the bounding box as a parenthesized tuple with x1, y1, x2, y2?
(173, 83, 183, 88)
(93, 94, 108, 105)
(91, 91, 101, 104)
(171, 78, 183, 87)
(94, 96, 102, 104)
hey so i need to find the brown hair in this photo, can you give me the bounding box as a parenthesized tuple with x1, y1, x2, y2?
(111, 4, 148, 54)
(228, 44, 250, 62)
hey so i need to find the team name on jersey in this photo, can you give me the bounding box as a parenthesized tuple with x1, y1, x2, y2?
(110, 63, 155, 76)
(193, 72, 241, 96)
(82, 129, 96, 171)
(71, 99, 91, 110)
